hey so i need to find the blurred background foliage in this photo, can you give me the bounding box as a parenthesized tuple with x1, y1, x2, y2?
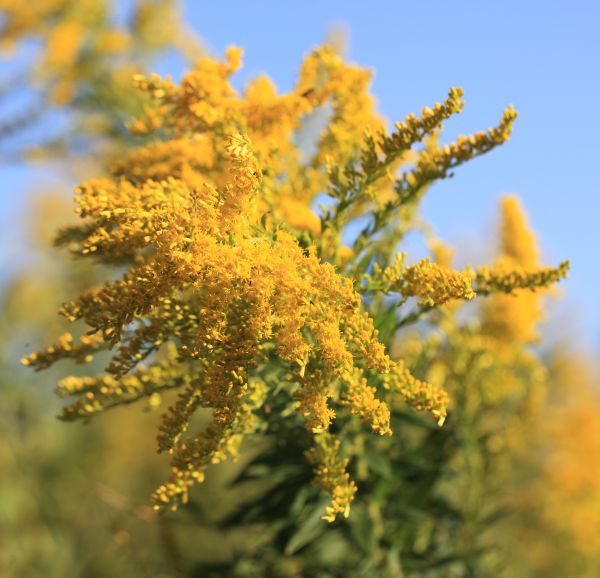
(0, 0, 204, 162)
(1, 2, 600, 577)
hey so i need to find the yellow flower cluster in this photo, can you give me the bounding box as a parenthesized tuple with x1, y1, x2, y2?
(394, 105, 518, 205)
(531, 354, 600, 563)
(55, 344, 189, 420)
(298, 46, 385, 168)
(480, 196, 569, 343)
(382, 88, 465, 159)
(127, 45, 392, 242)
(21, 331, 104, 371)
(400, 258, 475, 307)
(24, 115, 440, 517)
(369, 254, 475, 306)
(324, 88, 467, 233)
(306, 433, 358, 522)
(340, 369, 392, 436)
(383, 360, 449, 426)
(23, 45, 566, 523)
(474, 260, 569, 296)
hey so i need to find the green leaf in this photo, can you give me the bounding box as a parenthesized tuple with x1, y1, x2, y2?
(285, 501, 329, 555)
(348, 502, 377, 554)
(363, 446, 393, 479)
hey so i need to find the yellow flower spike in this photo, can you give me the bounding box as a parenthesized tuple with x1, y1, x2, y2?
(383, 361, 449, 425)
(396, 259, 475, 306)
(479, 195, 569, 343)
(368, 254, 475, 307)
(395, 104, 518, 205)
(306, 432, 358, 522)
(225, 45, 244, 73)
(21, 332, 105, 370)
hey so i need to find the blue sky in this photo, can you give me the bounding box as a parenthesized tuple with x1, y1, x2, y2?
(1, 1, 599, 346)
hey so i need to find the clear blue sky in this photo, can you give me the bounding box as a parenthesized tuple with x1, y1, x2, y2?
(1, 1, 599, 346)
